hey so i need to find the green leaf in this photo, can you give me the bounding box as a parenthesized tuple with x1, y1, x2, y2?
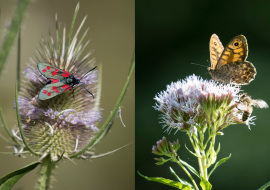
(138, 171, 193, 190)
(208, 154, 231, 178)
(0, 161, 41, 189)
(257, 181, 270, 190)
(200, 177, 212, 190)
(169, 167, 195, 190)
(179, 158, 200, 178)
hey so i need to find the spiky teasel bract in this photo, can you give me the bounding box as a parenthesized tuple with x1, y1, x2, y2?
(15, 4, 102, 161)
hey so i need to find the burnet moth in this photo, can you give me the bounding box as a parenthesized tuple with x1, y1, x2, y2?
(37, 63, 96, 100)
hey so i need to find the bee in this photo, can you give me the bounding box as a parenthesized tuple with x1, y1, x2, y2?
(237, 93, 268, 121)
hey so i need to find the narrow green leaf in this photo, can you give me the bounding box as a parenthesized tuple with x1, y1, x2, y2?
(0, 161, 41, 189)
(208, 154, 231, 178)
(216, 143, 220, 155)
(185, 144, 197, 157)
(0, 107, 20, 145)
(257, 181, 270, 190)
(138, 171, 193, 190)
(179, 158, 200, 178)
(200, 177, 212, 190)
(170, 167, 195, 190)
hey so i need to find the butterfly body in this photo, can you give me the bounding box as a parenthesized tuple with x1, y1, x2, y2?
(37, 63, 94, 100)
(208, 34, 256, 85)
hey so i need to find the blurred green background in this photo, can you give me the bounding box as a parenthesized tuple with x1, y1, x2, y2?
(136, 1, 270, 190)
(0, 0, 134, 190)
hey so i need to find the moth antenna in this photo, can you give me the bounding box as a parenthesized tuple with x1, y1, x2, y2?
(79, 66, 97, 80)
(80, 83, 94, 99)
(190, 63, 208, 68)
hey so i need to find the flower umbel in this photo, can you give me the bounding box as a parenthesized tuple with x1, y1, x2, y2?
(154, 74, 244, 133)
(15, 5, 101, 161)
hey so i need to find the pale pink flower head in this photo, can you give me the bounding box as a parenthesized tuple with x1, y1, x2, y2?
(154, 75, 247, 133)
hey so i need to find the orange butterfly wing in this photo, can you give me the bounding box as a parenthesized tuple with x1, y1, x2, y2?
(215, 35, 248, 69)
(208, 34, 256, 85)
(209, 34, 224, 70)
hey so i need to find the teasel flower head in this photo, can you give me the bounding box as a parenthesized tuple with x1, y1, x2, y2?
(14, 4, 102, 161)
(154, 75, 250, 134)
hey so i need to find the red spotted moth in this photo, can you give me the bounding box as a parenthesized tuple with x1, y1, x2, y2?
(38, 63, 96, 100)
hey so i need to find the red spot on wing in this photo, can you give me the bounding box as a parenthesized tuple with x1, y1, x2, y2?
(50, 79, 59, 83)
(43, 90, 47, 94)
(64, 70, 70, 74)
(47, 92, 51, 96)
(52, 69, 59, 76)
(62, 73, 69, 77)
(47, 66, 50, 70)
(63, 87, 71, 92)
(52, 86, 60, 93)
(42, 69, 47, 72)
(62, 85, 70, 89)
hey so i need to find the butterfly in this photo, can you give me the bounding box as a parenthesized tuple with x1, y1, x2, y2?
(208, 34, 256, 85)
(37, 63, 96, 100)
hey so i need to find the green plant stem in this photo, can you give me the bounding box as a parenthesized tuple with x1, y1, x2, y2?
(0, 0, 30, 75)
(199, 131, 208, 180)
(173, 158, 199, 190)
(188, 132, 205, 179)
(36, 155, 56, 190)
(17, 29, 21, 91)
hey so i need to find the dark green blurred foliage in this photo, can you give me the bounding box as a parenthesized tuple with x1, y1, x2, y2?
(136, 1, 270, 189)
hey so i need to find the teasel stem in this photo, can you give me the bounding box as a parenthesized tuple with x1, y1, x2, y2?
(36, 155, 56, 190)
(17, 29, 21, 91)
(0, 0, 30, 75)
(70, 52, 135, 158)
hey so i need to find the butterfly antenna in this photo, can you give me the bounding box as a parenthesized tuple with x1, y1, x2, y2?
(190, 63, 208, 68)
(79, 66, 97, 80)
(80, 83, 94, 99)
